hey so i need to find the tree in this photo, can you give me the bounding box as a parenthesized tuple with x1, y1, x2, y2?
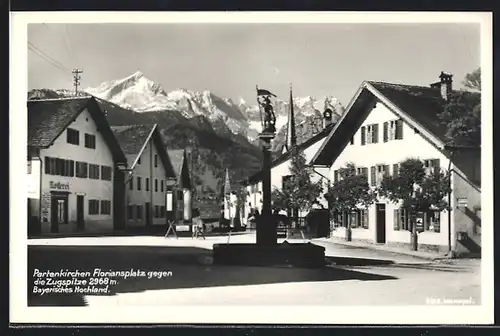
(438, 69, 481, 146)
(462, 67, 481, 92)
(324, 163, 377, 241)
(271, 147, 323, 222)
(378, 158, 451, 251)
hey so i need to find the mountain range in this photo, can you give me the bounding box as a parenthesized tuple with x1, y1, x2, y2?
(28, 71, 344, 199)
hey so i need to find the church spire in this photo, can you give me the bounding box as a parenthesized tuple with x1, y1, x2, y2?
(285, 83, 297, 151)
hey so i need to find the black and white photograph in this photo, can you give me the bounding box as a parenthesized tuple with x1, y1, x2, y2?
(10, 12, 493, 324)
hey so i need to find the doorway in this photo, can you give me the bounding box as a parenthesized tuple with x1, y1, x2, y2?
(77, 195, 85, 231)
(50, 192, 68, 233)
(375, 203, 386, 244)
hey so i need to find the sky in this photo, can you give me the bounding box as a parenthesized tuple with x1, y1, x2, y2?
(28, 23, 480, 106)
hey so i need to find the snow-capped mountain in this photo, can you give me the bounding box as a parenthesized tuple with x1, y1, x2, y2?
(84, 71, 250, 137)
(83, 71, 344, 145)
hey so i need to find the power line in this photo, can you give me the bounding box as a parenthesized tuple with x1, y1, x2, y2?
(64, 25, 80, 67)
(28, 41, 71, 73)
(28, 45, 69, 74)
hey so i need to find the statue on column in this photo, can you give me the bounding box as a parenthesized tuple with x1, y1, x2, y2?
(259, 95, 276, 133)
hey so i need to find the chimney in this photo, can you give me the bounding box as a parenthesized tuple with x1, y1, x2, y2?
(430, 71, 453, 101)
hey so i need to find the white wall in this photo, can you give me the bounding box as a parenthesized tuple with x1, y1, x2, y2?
(327, 102, 452, 248)
(37, 108, 115, 234)
(126, 138, 168, 226)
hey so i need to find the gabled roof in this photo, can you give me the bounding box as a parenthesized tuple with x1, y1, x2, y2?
(167, 149, 192, 188)
(312, 80, 481, 166)
(111, 124, 176, 178)
(28, 96, 127, 163)
(244, 122, 335, 185)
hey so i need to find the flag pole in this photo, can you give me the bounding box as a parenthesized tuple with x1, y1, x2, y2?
(256, 85, 263, 132)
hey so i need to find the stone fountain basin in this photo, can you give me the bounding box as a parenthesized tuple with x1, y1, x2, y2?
(212, 241, 326, 268)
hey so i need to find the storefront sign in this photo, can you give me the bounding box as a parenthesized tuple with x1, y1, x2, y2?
(49, 181, 70, 190)
(175, 224, 191, 232)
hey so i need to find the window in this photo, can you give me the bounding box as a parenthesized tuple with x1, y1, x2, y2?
(84, 133, 96, 149)
(160, 206, 165, 218)
(370, 164, 389, 186)
(333, 170, 339, 183)
(359, 209, 369, 229)
(393, 163, 399, 176)
(282, 175, 293, 188)
(136, 205, 143, 219)
(100, 200, 111, 215)
(44, 157, 74, 177)
(349, 211, 359, 228)
(356, 167, 369, 180)
(127, 205, 134, 220)
(154, 205, 160, 218)
(67, 128, 79, 145)
(426, 211, 441, 233)
(161, 180, 164, 192)
(155, 179, 158, 192)
(146, 178, 150, 191)
(75, 161, 88, 178)
(154, 154, 158, 168)
(424, 159, 441, 175)
(383, 119, 404, 142)
(129, 178, 133, 190)
(394, 208, 411, 231)
(368, 124, 379, 144)
(137, 177, 141, 191)
(89, 164, 100, 179)
(101, 166, 112, 181)
(89, 200, 99, 215)
(176, 189, 183, 200)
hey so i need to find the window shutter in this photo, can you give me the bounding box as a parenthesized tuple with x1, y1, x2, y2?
(334, 170, 339, 183)
(361, 126, 366, 145)
(431, 159, 441, 174)
(383, 122, 388, 142)
(372, 124, 379, 143)
(384, 165, 390, 177)
(395, 119, 403, 139)
(370, 166, 376, 186)
(393, 164, 399, 176)
(393, 209, 400, 230)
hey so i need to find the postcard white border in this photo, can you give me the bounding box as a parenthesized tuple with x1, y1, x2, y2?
(10, 11, 494, 325)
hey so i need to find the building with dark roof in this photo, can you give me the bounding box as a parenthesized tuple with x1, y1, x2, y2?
(311, 73, 481, 256)
(111, 124, 177, 228)
(27, 96, 128, 236)
(166, 149, 194, 230)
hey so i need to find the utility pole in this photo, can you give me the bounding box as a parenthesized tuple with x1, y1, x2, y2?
(72, 68, 83, 96)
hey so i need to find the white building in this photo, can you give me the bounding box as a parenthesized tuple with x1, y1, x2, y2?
(27, 97, 127, 235)
(312, 73, 481, 256)
(111, 124, 177, 229)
